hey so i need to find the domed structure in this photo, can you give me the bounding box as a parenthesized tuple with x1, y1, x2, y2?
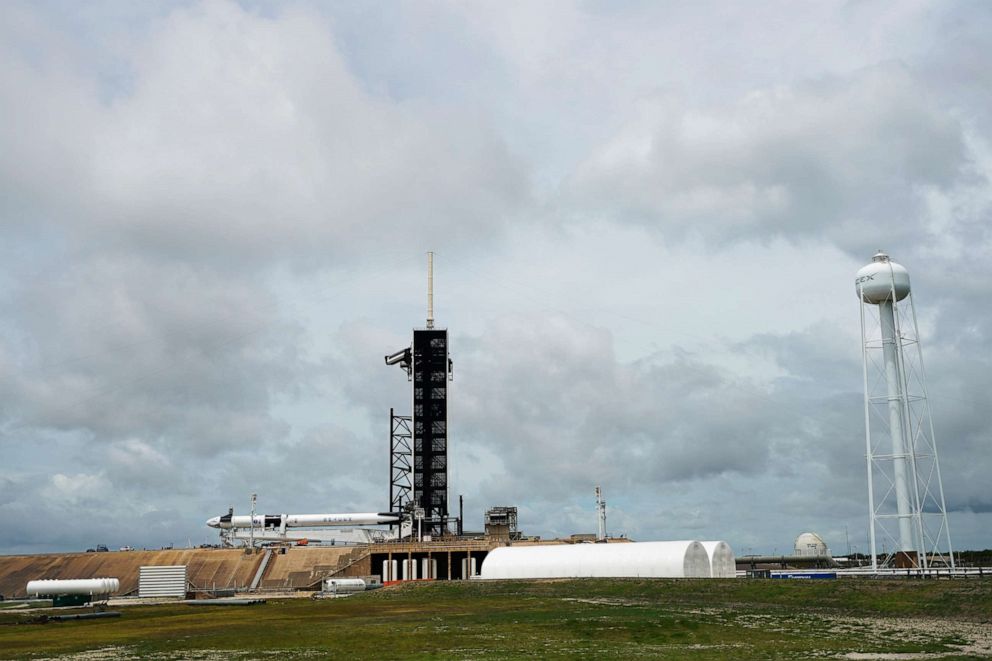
(480, 541, 712, 579)
(794, 532, 829, 557)
(855, 251, 911, 304)
(700, 541, 736, 578)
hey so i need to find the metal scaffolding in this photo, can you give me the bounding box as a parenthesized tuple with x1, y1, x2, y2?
(389, 408, 413, 520)
(858, 252, 953, 570)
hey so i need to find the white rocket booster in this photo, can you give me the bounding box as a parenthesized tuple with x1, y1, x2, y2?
(206, 511, 402, 531)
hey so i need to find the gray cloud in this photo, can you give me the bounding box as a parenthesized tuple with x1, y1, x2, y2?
(567, 64, 968, 253)
(1, 258, 296, 456)
(0, 1, 530, 270)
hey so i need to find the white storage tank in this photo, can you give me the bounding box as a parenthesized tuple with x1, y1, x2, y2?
(855, 252, 911, 304)
(26, 578, 120, 597)
(401, 559, 418, 580)
(382, 560, 398, 582)
(480, 541, 711, 580)
(461, 556, 478, 579)
(794, 532, 829, 557)
(700, 541, 736, 578)
(420, 558, 438, 580)
(323, 578, 366, 594)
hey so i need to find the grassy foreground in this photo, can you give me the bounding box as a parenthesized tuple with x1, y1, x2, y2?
(1, 578, 990, 660)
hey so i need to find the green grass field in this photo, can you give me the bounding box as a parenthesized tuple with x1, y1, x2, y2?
(1, 578, 990, 659)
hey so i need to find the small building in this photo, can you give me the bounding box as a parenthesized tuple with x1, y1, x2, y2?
(484, 506, 520, 541)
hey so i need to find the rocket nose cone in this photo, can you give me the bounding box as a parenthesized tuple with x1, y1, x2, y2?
(206, 517, 220, 528)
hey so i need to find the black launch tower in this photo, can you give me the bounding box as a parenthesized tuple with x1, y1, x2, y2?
(385, 253, 453, 538)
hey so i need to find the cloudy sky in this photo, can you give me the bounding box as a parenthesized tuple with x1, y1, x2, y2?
(1, 0, 989, 557)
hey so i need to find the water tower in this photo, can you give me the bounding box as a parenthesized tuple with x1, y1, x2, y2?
(856, 251, 953, 570)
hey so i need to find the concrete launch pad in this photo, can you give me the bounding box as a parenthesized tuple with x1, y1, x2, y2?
(0, 541, 506, 599)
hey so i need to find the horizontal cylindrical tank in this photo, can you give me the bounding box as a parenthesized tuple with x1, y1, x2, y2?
(700, 541, 736, 578)
(480, 541, 710, 580)
(323, 578, 366, 593)
(26, 578, 120, 596)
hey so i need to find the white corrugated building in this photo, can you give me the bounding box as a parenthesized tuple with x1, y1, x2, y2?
(480, 541, 711, 579)
(138, 565, 188, 598)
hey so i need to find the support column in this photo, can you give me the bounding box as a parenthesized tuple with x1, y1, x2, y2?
(880, 300, 915, 555)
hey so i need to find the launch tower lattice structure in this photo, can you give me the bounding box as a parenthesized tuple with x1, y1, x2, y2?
(857, 251, 953, 570)
(389, 409, 413, 521)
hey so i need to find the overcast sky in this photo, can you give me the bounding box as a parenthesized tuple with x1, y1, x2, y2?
(1, 0, 990, 557)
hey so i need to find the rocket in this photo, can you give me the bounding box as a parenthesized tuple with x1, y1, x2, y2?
(206, 510, 403, 531)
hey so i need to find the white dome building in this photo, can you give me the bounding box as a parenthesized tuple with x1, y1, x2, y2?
(794, 532, 829, 557)
(481, 541, 711, 580)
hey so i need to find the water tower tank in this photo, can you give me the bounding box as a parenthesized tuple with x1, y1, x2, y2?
(855, 251, 910, 304)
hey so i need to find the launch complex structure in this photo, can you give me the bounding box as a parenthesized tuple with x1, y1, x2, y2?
(385, 252, 459, 540)
(2, 251, 983, 602)
(205, 252, 516, 551)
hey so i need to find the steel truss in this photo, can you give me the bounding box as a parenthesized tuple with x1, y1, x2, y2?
(860, 285, 954, 571)
(389, 408, 413, 521)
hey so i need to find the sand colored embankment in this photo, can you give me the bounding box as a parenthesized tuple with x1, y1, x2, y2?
(0, 546, 376, 598)
(258, 546, 366, 589)
(0, 549, 262, 599)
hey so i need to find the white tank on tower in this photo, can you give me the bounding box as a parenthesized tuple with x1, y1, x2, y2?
(855, 253, 911, 304)
(856, 250, 953, 571)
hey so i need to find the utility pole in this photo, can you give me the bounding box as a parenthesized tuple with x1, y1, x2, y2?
(595, 486, 607, 542)
(249, 493, 257, 551)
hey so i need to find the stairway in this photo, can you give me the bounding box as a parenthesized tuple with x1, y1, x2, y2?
(249, 549, 272, 591)
(303, 548, 371, 589)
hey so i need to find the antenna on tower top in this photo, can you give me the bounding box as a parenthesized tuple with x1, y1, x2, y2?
(427, 252, 435, 329)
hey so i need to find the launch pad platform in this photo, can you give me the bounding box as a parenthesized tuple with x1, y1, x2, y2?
(0, 540, 508, 599)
